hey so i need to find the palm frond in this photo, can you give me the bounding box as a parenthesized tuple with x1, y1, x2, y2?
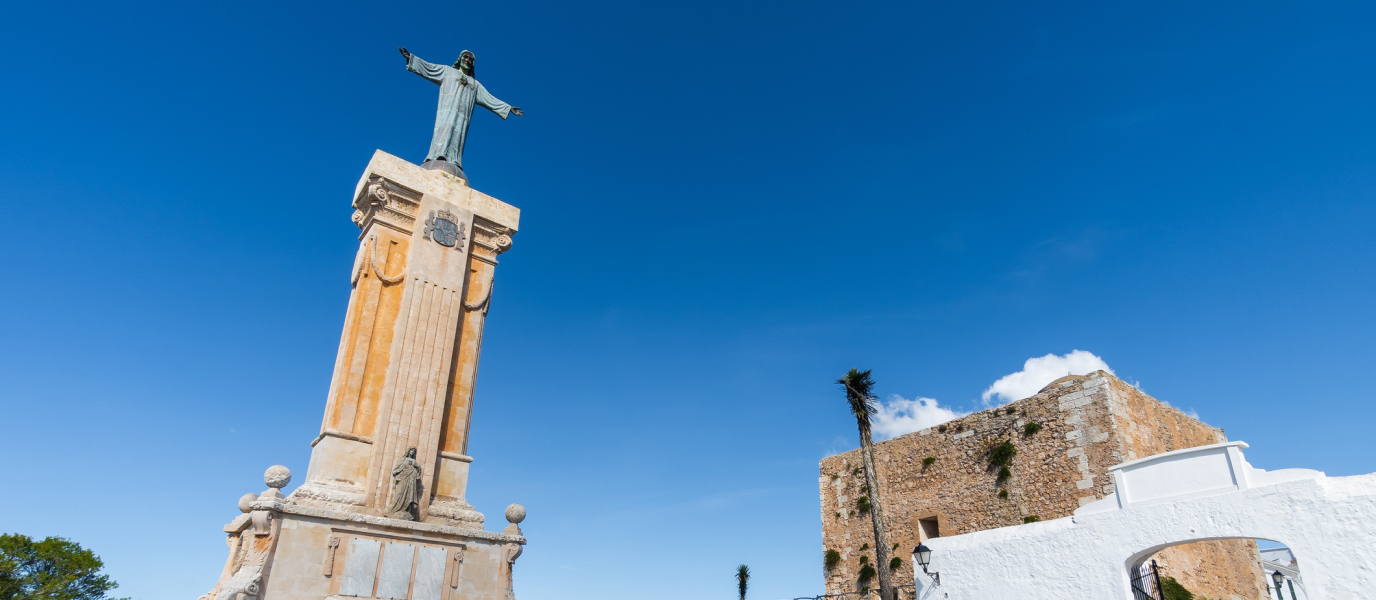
(837, 368, 879, 422)
(736, 564, 750, 600)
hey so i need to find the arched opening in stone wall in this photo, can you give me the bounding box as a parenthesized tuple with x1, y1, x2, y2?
(1125, 537, 1307, 600)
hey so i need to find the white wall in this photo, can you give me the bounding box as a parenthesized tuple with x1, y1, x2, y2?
(909, 442, 1376, 600)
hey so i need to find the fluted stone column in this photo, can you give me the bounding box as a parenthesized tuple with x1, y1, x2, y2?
(296, 150, 517, 526)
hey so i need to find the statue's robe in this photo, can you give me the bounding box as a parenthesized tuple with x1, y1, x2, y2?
(385, 456, 422, 519)
(407, 54, 514, 170)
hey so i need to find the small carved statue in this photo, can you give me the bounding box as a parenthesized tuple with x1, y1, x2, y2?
(384, 447, 422, 520)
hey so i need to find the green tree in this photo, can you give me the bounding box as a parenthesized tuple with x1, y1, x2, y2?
(0, 534, 127, 600)
(735, 564, 750, 600)
(838, 369, 895, 600)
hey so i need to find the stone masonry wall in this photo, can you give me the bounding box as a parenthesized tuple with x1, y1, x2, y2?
(1108, 380, 1227, 462)
(818, 371, 1266, 598)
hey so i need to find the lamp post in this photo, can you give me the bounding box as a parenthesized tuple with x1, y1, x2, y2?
(912, 544, 939, 586)
(1271, 570, 1286, 600)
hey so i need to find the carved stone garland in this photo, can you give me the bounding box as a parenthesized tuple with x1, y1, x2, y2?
(351, 234, 406, 286)
(463, 275, 494, 313)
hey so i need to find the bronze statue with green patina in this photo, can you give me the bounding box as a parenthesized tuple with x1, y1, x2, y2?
(399, 47, 524, 182)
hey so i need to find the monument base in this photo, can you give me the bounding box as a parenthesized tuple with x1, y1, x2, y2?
(199, 467, 526, 600)
(421, 158, 467, 182)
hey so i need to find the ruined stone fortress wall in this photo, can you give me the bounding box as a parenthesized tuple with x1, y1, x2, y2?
(819, 371, 1268, 599)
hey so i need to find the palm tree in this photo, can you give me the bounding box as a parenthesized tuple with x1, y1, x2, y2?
(736, 564, 750, 600)
(839, 368, 895, 600)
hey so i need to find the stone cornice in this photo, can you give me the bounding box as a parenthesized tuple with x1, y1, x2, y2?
(249, 499, 526, 545)
(352, 150, 520, 233)
(439, 451, 474, 463)
(311, 429, 374, 447)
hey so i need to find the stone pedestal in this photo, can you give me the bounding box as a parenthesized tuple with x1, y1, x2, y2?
(199, 151, 526, 600)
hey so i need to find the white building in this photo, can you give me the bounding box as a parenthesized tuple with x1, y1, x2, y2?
(909, 442, 1376, 600)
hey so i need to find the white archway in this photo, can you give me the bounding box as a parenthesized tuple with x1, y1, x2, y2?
(909, 442, 1376, 600)
(1126, 536, 1296, 600)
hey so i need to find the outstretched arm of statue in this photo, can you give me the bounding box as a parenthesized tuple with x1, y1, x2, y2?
(399, 47, 411, 60)
(404, 51, 446, 85)
(511, 107, 524, 117)
(475, 83, 519, 119)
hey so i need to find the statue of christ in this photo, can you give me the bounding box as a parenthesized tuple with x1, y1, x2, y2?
(399, 47, 524, 182)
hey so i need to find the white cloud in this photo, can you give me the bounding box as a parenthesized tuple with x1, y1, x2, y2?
(871, 394, 967, 441)
(981, 350, 1114, 405)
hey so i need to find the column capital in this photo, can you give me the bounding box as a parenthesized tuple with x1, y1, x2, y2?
(350, 150, 521, 239)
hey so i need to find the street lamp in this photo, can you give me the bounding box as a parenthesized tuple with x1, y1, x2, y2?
(912, 544, 939, 586)
(1271, 570, 1286, 600)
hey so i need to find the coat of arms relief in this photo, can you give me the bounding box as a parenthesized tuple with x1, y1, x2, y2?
(423, 210, 467, 249)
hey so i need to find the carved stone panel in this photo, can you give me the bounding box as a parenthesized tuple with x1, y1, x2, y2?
(340, 538, 381, 596)
(376, 543, 416, 599)
(412, 546, 448, 600)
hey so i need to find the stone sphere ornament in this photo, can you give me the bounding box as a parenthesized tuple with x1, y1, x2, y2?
(264, 465, 292, 489)
(505, 503, 526, 524)
(238, 493, 259, 513)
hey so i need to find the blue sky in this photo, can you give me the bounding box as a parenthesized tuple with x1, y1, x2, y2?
(3, 1, 1376, 599)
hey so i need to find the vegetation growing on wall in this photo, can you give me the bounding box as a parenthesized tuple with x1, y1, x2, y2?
(987, 440, 1016, 468)
(824, 549, 841, 571)
(922, 457, 936, 468)
(1023, 422, 1043, 435)
(1023, 515, 1039, 523)
(857, 561, 875, 585)
(856, 496, 871, 513)
(1160, 575, 1198, 600)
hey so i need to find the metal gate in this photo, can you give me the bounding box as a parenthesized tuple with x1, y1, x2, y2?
(1130, 559, 1164, 600)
